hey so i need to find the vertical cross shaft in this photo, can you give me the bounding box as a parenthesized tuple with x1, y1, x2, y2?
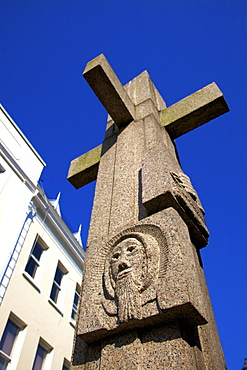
(69, 54, 229, 370)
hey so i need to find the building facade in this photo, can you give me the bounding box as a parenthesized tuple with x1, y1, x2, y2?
(0, 105, 84, 369)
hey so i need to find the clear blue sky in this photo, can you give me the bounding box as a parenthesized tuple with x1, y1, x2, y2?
(1, 1, 246, 368)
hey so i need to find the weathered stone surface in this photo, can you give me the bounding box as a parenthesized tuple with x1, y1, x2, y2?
(160, 82, 229, 139)
(70, 54, 229, 369)
(124, 70, 166, 121)
(67, 144, 102, 188)
(77, 214, 209, 346)
(142, 114, 209, 248)
(83, 54, 135, 127)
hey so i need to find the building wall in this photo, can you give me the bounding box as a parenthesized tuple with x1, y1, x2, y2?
(0, 105, 84, 369)
(0, 203, 83, 369)
(0, 105, 45, 282)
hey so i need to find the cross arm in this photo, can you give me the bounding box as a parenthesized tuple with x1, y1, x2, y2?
(67, 144, 102, 189)
(160, 82, 229, 139)
(83, 54, 136, 128)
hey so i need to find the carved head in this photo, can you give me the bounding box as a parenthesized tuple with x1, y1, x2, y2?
(104, 227, 162, 296)
(102, 225, 169, 323)
(110, 236, 146, 291)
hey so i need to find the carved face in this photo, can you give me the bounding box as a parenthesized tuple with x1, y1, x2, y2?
(110, 238, 145, 288)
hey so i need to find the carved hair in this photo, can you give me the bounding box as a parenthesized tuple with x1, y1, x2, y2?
(103, 224, 167, 300)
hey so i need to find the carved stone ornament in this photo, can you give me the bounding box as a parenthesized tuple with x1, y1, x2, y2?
(102, 224, 169, 323)
(170, 171, 209, 239)
(170, 172, 204, 214)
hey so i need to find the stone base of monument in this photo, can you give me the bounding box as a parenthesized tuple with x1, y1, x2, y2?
(72, 319, 224, 369)
(71, 210, 226, 369)
(78, 302, 207, 344)
(73, 323, 203, 369)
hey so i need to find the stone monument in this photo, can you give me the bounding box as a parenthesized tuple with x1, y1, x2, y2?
(68, 54, 229, 369)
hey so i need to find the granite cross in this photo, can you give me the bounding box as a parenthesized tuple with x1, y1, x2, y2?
(67, 54, 228, 248)
(68, 54, 228, 190)
(68, 54, 229, 369)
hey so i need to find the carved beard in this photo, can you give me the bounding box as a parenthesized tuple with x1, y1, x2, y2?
(115, 273, 142, 323)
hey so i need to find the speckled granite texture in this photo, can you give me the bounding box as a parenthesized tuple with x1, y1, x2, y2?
(69, 54, 229, 369)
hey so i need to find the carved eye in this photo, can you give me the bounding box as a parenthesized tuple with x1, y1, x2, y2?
(112, 252, 120, 260)
(127, 245, 135, 253)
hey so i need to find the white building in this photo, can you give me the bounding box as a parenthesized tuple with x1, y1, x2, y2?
(0, 105, 84, 370)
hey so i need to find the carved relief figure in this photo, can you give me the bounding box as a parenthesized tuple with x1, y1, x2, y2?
(170, 171, 205, 214)
(103, 226, 166, 324)
(110, 236, 145, 322)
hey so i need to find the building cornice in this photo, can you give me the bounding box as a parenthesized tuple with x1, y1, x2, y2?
(0, 142, 38, 194)
(32, 188, 84, 270)
(0, 104, 46, 166)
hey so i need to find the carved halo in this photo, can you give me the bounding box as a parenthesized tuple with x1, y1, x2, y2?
(103, 225, 162, 300)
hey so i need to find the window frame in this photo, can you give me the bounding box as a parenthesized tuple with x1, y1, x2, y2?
(24, 236, 48, 280)
(0, 163, 6, 173)
(32, 338, 53, 370)
(71, 284, 81, 324)
(0, 314, 26, 369)
(49, 262, 68, 314)
(62, 358, 70, 370)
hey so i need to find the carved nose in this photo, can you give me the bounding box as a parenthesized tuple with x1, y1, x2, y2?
(118, 261, 129, 273)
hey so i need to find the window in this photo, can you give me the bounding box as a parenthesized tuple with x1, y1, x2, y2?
(0, 319, 20, 369)
(25, 238, 46, 279)
(50, 263, 67, 304)
(0, 164, 5, 173)
(62, 360, 70, 370)
(32, 344, 47, 370)
(71, 285, 80, 322)
(32, 339, 52, 370)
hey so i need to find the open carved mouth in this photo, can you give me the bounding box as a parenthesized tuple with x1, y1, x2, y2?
(117, 267, 132, 279)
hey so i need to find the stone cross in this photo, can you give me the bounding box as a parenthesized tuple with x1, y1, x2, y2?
(68, 54, 229, 370)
